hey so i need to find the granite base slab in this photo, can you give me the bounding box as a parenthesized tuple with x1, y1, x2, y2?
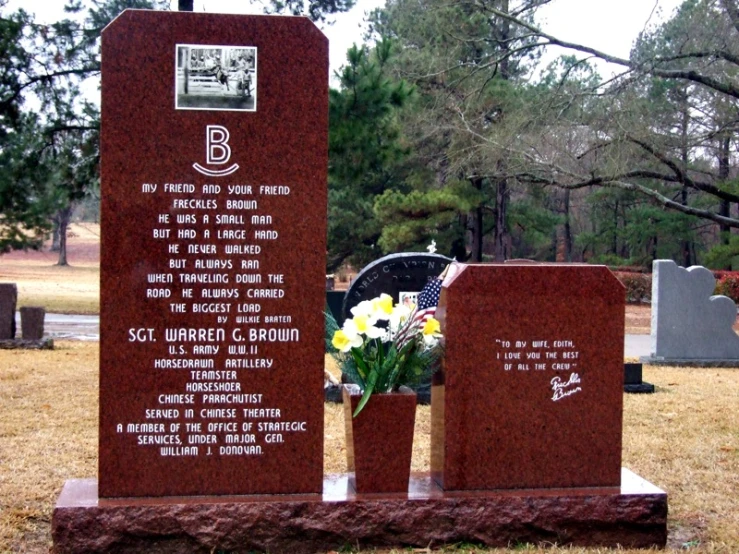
(0, 338, 53, 350)
(53, 469, 666, 553)
(624, 382, 656, 393)
(641, 356, 739, 367)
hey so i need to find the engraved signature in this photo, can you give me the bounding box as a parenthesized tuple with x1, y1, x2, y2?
(551, 373, 582, 402)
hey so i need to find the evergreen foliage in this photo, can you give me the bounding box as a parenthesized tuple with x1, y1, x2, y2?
(2, 0, 739, 269)
(366, 0, 553, 262)
(705, 235, 739, 269)
(328, 40, 415, 270)
(0, 0, 161, 257)
(374, 183, 482, 254)
(260, 0, 355, 22)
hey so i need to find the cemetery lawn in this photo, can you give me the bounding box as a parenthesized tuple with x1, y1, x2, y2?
(1, 344, 737, 553)
(0, 223, 100, 314)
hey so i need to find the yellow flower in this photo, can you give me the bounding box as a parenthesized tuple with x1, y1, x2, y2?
(332, 329, 362, 352)
(332, 330, 351, 351)
(354, 315, 370, 332)
(351, 314, 384, 339)
(372, 293, 394, 319)
(422, 317, 441, 336)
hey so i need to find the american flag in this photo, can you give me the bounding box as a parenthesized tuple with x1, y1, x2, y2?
(395, 277, 442, 349)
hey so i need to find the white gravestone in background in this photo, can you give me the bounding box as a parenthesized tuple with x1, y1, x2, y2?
(650, 260, 739, 362)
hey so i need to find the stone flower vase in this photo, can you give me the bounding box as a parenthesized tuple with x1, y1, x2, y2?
(343, 384, 416, 494)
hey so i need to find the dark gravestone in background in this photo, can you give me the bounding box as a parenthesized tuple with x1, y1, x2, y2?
(343, 253, 452, 320)
(433, 264, 625, 490)
(624, 362, 655, 393)
(0, 283, 17, 339)
(325, 290, 345, 328)
(20, 307, 45, 340)
(99, 11, 327, 498)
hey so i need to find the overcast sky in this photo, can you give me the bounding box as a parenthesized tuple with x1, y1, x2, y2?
(12, 0, 685, 82)
(184, 0, 685, 79)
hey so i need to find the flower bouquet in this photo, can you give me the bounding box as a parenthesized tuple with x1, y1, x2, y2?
(325, 293, 443, 417)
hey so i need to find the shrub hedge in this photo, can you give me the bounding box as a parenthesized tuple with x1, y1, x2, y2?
(613, 272, 652, 304)
(610, 268, 739, 305)
(714, 271, 739, 304)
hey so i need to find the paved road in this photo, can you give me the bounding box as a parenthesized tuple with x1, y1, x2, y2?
(15, 312, 100, 341)
(17, 313, 653, 357)
(625, 334, 651, 359)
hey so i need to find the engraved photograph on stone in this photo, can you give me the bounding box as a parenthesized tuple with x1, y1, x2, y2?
(175, 44, 257, 111)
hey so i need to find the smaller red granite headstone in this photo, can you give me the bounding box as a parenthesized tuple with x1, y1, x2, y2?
(432, 264, 625, 490)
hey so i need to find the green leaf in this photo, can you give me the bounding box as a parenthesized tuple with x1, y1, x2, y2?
(350, 347, 369, 383)
(353, 371, 378, 417)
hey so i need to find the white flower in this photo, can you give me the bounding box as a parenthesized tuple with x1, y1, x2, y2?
(350, 300, 374, 318)
(388, 303, 412, 333)
(344, 315, 384, 340)
(423, 333, 440, 348)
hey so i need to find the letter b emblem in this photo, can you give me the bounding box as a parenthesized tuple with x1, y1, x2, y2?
(206, 125, 231, 165)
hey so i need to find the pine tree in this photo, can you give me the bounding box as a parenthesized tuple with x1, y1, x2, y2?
(328, 40, 414, 270)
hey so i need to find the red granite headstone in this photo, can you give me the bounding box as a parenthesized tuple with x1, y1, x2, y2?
(99, 10, 327, 497)
(432, 264, 624, 490)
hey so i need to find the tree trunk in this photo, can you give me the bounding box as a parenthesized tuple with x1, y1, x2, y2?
(612, 200, 619, 256)
(454, 213, 469, 261)
(56, 206, 72, 267)
(563, 188, 572, 262)
(719, 199, 731, 240)
(470, 177, 484, 262)
(620, 201, 629, 259)
(679, 87, 692, 267)
(681, 182, 692, 267)
(493, 0, 510, 263)
(719, 134, 731, 269)
(51, 218, 61, 252)
(552, 227, 561, 262)
(493, 173, 508, 262)
(651, 232, 658, 262)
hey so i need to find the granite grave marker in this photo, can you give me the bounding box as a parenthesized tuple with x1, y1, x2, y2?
(98, 10, 327, 497)
(343, 252, 452, 320)
(432, 264, 625, 490)
(55, 257, 667, 551)
(20, 306, 45, 340)
(0, 283, 17, 339)
(623, 362, 654, 393)
(646, 259, 739, 364)
(53, 11, 668, 551)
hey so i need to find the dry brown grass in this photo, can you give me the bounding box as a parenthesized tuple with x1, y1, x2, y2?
(0, 341, 98, 553)
(0, 224, 100, 314)
(0, 264, 100, 315)
(1, 344, 738, 553)
(625, 304, 651, 335)
(1, 239, 738, 551)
